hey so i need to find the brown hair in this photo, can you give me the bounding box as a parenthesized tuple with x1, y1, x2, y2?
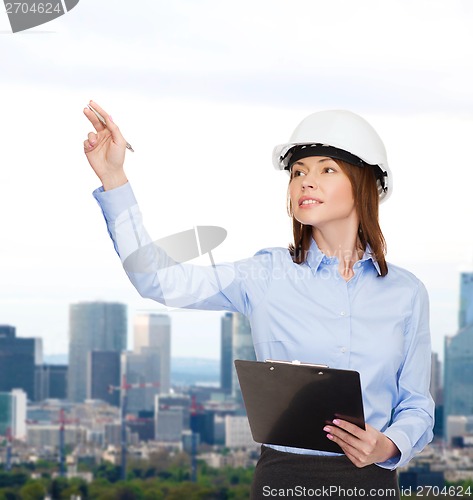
(287, 159, 388, 276)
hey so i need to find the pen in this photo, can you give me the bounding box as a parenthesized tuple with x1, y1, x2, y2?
(87, 104, 134, 152)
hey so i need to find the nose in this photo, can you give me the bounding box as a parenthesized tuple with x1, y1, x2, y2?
(302, 174, 317, 190)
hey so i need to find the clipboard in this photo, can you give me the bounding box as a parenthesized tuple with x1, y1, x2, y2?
(234, 359, 365, 453)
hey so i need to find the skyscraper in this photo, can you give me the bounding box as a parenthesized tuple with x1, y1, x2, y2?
(87, 350, 120, 407)
(220, 312, 233, 394)
(459, 271, 473, 329)
(0, 325, 43, 401)
(68, 302, 127, 403)
(231, 313, 256, 402)
(133, 313, 171, 394)
(444, 272, 473, 438)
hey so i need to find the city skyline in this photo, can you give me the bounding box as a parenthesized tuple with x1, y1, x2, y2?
(2, 293, 473, 481)
(0, 284, 464, 364)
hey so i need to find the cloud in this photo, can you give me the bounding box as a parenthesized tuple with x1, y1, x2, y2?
(2, 0, 473, 113)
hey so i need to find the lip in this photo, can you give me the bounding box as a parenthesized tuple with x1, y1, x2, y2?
(298, 196, 323, 208)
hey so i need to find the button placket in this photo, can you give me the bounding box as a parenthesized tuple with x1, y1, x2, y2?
(336, 279, 351, 367)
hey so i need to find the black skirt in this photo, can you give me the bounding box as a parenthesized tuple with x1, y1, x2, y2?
(251, 446, 400, 500)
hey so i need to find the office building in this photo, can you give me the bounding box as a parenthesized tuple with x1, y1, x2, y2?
(0, 389, 27, 440)
(35, 364, 68, 401)
(133, 313, 171, 393)
(445, 415, 473, 447)
(87, 351, 120, 407)
(68, 302, 127, 403)
(459, 271, 473, 328)
(220, 312, 233, 394)
(121, 351, 160, 413)
(430, 352, 444, 439)
(27, 425, 86, 448)
(0, 325, 43, 401)
(121, 314, 171, 415)
(231, 313, 256, 402)
(444, 272, 473, 436)
(225, 415, 257, 450)
(190, 411, 215, 445)
(155, 394, 190, 442)
(127, 418, 155, 442)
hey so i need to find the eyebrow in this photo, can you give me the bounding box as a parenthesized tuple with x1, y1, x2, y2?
(292, 157, 336, 167)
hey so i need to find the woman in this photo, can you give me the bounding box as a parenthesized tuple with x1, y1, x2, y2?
(83, 103, 434, 499)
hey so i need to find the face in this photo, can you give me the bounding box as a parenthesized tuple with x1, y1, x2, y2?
(289, 156, 357, 231)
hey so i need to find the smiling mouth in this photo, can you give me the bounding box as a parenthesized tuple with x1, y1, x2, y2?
(300, 199, 321, 206)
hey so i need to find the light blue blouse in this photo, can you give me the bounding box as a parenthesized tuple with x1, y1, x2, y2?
(94, 182, 434, 470)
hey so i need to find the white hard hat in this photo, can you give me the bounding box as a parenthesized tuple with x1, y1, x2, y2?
(272, 110, 392, 202)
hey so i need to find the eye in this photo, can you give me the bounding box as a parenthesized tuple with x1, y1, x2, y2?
(291, 169, 305, 178)
(323, 167, 336, 173)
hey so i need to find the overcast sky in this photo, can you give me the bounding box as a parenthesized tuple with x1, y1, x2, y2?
(1, 0, 473, 360)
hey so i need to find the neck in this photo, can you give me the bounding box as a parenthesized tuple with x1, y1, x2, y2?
(312, 222, 363, 278)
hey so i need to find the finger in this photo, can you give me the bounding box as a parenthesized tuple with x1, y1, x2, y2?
(88, 100, 109, 119)
(324, 425, 358, 448)
(325, 430, 366, 466)
(83, 107, 105, 133)
(331, 419, 365, 439)
(84, 131, 100, 152)
(89, 100, 125, 146)
(87, 132, 98, 146)
(83, 139, 94, 153)
(326, 428, 358, 449)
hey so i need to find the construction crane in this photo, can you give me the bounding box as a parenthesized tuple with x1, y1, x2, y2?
(108, 376, 160, 481)
(26, 408, 79, 477)
(54, 408, 80, 477)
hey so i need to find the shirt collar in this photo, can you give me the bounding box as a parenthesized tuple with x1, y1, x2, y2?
(305, 238, 381, 276)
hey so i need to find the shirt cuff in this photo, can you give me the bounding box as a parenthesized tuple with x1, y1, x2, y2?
(92, 182, 137, 223)
(375, 428, 410, 470)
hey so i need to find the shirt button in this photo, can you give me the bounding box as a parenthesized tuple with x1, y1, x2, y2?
(340, 311, 346, 316)
(341, 347, 347, 353)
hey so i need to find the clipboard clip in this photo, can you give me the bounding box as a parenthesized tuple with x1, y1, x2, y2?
(265, 359, 329, 368)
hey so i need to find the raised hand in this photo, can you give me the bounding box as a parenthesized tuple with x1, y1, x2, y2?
(83, 100, 128, 191)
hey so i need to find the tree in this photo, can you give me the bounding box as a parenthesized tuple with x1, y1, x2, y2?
(18, 481, 46, 500)
(60, 478, 88, 500)
(49, 477, 68, 499)
(0, 488, 21, 500)
(95, 462, 121, 483)
(0, 472, 28, 489)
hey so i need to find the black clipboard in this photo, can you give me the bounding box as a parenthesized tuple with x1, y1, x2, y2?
(234, 359, 365, 453)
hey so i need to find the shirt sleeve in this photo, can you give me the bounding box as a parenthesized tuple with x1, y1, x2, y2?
(377, 280, 435, 469)
(93, 183, 273, 316)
